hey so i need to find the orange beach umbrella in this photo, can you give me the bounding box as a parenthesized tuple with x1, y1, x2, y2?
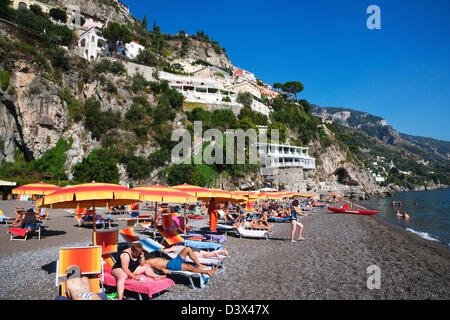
(135, 184, 197, 238)
(37, 182, 141, 232)
(12, 182, 61, 196)
(171, 184, 214, 201)
(135, 185, 197, 203)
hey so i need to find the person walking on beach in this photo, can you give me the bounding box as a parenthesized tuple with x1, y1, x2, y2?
(111, 242, 166, 300)
(288, 199, 308, 243)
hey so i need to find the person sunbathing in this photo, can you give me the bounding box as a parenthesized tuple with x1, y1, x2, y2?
(145, 246, 218, 276)
(163, 245, 229, 260)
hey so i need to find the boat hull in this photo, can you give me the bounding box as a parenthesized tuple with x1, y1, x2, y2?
(328, 206, 377, 215)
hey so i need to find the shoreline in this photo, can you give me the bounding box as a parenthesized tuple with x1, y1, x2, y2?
(356, 189, 450, 247)
(0, 200, 449, 300)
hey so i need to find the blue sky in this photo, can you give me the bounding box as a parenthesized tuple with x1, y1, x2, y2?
(122, 0, 450, 141)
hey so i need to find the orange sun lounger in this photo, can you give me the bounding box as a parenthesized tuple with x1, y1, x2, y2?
(56, 246, 104, 297)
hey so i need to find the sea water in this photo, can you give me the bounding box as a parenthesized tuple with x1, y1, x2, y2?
(358, 189, 450, 247)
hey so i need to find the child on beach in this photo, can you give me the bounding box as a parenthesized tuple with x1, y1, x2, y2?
(288, 199, 308, 243)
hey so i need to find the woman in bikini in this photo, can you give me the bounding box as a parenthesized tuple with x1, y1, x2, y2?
(288, 199, 308, 242)
(111, 242, 165, 300)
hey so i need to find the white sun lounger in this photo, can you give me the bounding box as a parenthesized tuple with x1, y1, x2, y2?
(233, 223, 271, 240)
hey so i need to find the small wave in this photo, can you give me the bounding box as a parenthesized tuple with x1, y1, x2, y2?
(406, 228, 439, 242)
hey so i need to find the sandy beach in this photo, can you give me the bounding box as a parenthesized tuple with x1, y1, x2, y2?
(0, 200, 448, 300)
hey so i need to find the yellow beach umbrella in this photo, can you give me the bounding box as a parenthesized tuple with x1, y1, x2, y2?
(12, 182, 61, 196)
(135, 185, 197, 238)
(37, 182, 141, 232)
(135, 185, 197, 203)
(171, 184, 214, 201)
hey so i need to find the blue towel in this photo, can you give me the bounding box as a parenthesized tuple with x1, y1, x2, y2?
(183, 239, 223, 250)
(138, 238, 164, 253)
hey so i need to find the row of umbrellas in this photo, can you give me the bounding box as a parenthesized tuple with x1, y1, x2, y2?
(12, 182, 322, 207)
(11, 182, 326, 232)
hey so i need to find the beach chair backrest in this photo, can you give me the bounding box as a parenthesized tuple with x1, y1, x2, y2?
(162, 213, 175, 230)
(93, 230, 119, 255)
(102, 253, 116, 269)
(76, 207, 86, 214)
(56, 246, 103, 286)
(119, 228, 140, 243)
(156, 225, 184, 246)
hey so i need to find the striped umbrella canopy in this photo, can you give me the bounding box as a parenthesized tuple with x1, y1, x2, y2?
(36, 182, 141, 209)
(12, 182, 61, 195)
(328, 193, 340, 197)
(171, 184, 215, 201)
(37, 182, 141, 233)
(135, 185, 198, 239)
(261, 192, 284, 200)
(135, 185, 197, 203)
(232, 190, 263, 199)
(208, 188, 246, 202)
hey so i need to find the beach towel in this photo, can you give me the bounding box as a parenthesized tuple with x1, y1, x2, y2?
(101, 271, 175, 299)
(187, 214, 204, 219)
(183, 239, 223, 250)
(9, 227, 30, 237)
(8, 228, 28, 237)
(188, 233, 227, 243)
(172, 216, 186, 232)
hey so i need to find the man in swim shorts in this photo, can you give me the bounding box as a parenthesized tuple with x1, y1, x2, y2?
(145, 246, 218, 276)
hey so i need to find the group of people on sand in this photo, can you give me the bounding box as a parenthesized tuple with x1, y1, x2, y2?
(10, 208, 41, 232)
(110, 243, 228, 300)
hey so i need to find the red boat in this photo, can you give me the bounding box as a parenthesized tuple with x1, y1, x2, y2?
(328, 204, 377, 215)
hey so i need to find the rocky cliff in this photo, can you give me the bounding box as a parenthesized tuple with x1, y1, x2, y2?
(47, 0, 136, 25)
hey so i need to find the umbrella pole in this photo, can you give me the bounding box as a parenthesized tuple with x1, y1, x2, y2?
(107, 201, 111, 229)
(184, 203, 187, 244)
(153, 202, 158, 240)
(93, 204, 96, 233)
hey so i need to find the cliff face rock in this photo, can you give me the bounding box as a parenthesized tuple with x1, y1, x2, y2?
(62, 122, 101, 180)
(311, 139, 381, 197)
(181, 39, 232, 70)
(48, 0, 135, 25)
(0, 60, 68, 163)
